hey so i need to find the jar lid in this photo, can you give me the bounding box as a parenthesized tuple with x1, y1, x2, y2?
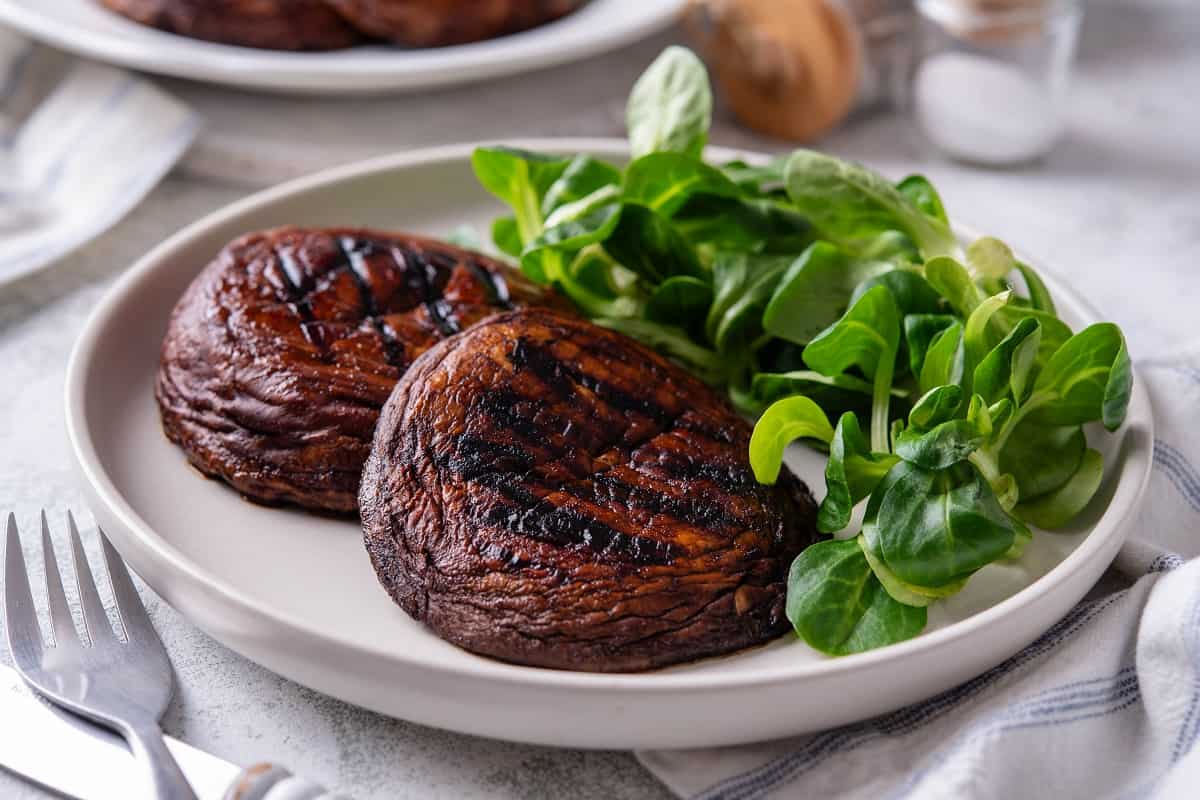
(918, 0, 1080, 41)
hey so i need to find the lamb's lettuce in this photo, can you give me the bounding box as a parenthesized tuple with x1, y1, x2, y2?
(470, 44, 1133, 659)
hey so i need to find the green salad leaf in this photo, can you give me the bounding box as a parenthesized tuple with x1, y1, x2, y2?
(908, 385, 964, 431)
(706, 253, 796, 354)
(622, 152, 741, 216)
(819, 412, 898, 533)
(542, 155, 622, 216)
(626, 45, 712, 160)
(784, 151, 959, 259)
(749, 396, 835, 484)
(894, 419, 985, 470)
(866, 461, 1022, 589)
(999, 420, 1086, 500)
(1027, 323, 1131, 428)
(904, 314, 959, 377)
(472, 147, 569, 245)
(1014, 448, 1105, 530)
(605, 203, 702, 283)
(1016, 260, 1057, 315)
(803, 285, 901, 451)
(645, 275, 712, 326)
(786, 538, 927, 656)
(762, 242, 893, 345)
(974, 316, 1041, 404)
(896, 175, 948, 224)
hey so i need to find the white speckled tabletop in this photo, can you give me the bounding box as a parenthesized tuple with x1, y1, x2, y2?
(1, 1, 1197, 797)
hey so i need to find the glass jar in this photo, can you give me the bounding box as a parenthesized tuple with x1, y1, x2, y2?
(907, 0, 1083, 166)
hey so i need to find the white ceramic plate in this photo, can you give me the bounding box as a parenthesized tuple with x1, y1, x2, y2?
(65, 140, 1154, 750)
(0, 0, 684, 94)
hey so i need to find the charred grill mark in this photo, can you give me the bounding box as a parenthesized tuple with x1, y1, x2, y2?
(435, 436, 535, 480)
(674, 412, 738, 445)
(434, 436, 678, 566)
(509, 337, 671, 425)
(273, 246, 325, 350)
(275, 246, 308, 296)
(645, 450, 759, 494)
(274, 233, 522, 365)
(465, 258, 514, 310)
(477, 480, 677, 566)
(338, 237, 378, 314)
(587, 472, 745, 531)
(470, 387, 548, 442)
(421, 249, 456, 270)
(392, 247, 460, 337)
(338, 237, 406, 369)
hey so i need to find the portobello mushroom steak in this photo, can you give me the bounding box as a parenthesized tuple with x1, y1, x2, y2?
(156, 226, 558, 514)
(101, 0, 582, 49)
(100, 0, 362, 51)
(326, 0, 584, 47)
(360, 308, 819, 671)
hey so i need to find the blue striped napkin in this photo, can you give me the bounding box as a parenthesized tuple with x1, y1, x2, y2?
(638, 348, 1200, 798)
(0, 29, 199, 286)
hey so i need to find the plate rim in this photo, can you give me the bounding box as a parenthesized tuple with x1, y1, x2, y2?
(64, 138, 1155, 694)
(0, 0, 686, 93)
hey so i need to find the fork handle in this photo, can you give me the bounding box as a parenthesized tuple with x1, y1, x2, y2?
(124, 720, 201, 800)
(224, 764, 349, 799)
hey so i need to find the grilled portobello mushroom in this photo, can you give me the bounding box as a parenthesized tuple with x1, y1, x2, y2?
(360, 308, 819, 672)
(156, 227, 558, 514)
(326, 0, 583, 47)
(101, 0, 582, 49)
(101, 0, 361, 50)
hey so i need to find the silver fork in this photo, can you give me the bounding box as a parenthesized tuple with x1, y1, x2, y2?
(3, 511, 198, 800)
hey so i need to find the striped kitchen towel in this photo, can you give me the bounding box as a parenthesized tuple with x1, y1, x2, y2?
(637, 345, 1200, 799)
(0, 28, 199, 286)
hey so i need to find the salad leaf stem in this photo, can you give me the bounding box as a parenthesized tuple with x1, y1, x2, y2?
(871, 352, 895, 453)
(967, 449, 1001, 486)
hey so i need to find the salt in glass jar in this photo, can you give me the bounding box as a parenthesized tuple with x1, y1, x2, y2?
(908, 0, 1083, 166)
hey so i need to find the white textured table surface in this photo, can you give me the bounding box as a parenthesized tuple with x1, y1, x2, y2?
(1, 1, 1197, 797)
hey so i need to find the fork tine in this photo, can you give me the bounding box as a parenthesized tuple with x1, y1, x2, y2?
(4, 514, 44, 664)
(67, 511, 113, 644)
(41, 511, 82, 649)
(99, 530, 155, 644)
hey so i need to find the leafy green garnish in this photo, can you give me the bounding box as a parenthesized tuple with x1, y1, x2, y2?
(785, 538, 927, 656)
(866, 462, 1023, 588)
(542, 155, 622, 217)
(1026, 323, 1131, 428)
(470, 44, 1133, 659)
(605, 203, 702, 283)
(819, 412, 898, 533)
(999, 420, 1086, 500)
(626, 46, 712, 160)
(749, 396, 834, 484)
(706, 253, 796, 354)
(804, 285, 901, 449)
(472, 147, 569, 245)
(623, 153, 740, 216)
(645, 275, 712, 326)
(896, 175, 948, 224)
(1014, 448, 1105, 530)
(784, 151, 959, 259)
(762, 242, 893, 345)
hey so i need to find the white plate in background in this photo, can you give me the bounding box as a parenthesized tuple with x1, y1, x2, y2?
(0, 0, 685, 94)
(65, 140, 1154, 749)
